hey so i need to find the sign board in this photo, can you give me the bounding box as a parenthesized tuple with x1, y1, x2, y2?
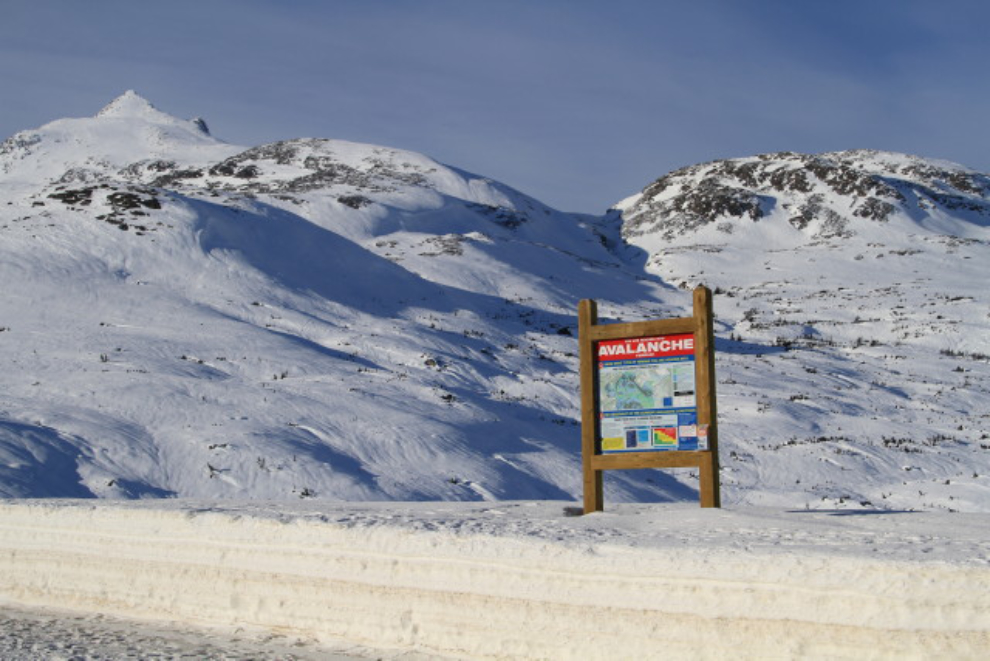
(579, 286, 720, 512)
(598, 333, 704, 453)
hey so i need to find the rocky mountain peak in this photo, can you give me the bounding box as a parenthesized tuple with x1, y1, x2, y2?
(191, 117, 210, 135)
(0, 93, 236, 187)
(617, 150, 990, 242)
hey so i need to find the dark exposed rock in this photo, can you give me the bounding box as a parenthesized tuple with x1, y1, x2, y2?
(142, 160, 176, 173)
(233, 165, 259, 179)
(0, 132, 42, 161)
(208, 162, 237, 177)
(207, 162, 259, 179)
(418, 234, 465, 256)
(675, 181, 765, 221)
(88, 137, 464, 215)
(118, 160, 176, 181)
(184, 139, 437, 195)
(804, 158, 903, 200)
(623, 177, 767, 240)
(233, 141, 303, 166)
(853, 197, 896, 222)
(901, 163, 990, 197)
(150, 169, 203, 187)
(108, 191, 161, 211)
(337, 194, 371, 209)
(55, 168, 106, 185)
(48, 187, 96, 206)
(468, 203, 528, 229)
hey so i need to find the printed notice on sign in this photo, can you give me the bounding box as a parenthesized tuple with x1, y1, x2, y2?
(598, 333, 706, 453)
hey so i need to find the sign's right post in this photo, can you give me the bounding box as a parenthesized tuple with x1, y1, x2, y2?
(693, 286, 721, 508)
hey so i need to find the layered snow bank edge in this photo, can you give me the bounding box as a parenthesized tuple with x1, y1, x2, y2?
(0, 501, 988, 659)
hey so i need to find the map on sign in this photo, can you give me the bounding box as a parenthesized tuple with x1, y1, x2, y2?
(600, 363, 695, 412)
(597, 334, 704, 453)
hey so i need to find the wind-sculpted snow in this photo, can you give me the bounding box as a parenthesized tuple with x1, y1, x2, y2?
(0, 501, 987, 659)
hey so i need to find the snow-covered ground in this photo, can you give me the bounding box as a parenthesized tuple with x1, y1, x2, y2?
(1, 500, 988, 659)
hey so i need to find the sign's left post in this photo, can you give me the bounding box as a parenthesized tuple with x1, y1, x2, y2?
(579, 298, 603, 513)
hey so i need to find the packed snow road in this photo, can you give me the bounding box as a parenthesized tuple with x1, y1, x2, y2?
(1, 500, 988, 659)
(0, 602, 372, 660)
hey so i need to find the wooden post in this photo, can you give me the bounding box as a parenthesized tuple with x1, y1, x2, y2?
(579, 286, 721, 511)
(579, 299, 603, 513)
(694, 286, 721, 508)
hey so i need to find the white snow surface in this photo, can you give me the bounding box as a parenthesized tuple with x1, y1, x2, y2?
(3, 94, 990, 658)
(1, 499, 988, 659)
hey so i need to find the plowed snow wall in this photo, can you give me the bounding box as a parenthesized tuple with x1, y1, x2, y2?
(0, 502, 988, 659)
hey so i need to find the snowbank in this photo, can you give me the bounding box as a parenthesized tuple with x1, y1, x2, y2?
(0, 500, 988, 659)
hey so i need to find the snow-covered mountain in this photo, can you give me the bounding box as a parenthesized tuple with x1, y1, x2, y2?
(614, 150, 990, 511)
(0, 92, 673, 503)
(1, 93, 988, 511)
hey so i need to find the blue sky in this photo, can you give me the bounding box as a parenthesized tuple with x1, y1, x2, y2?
(2, 0, 988, 212)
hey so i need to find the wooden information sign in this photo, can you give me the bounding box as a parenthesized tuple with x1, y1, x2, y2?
(579, 286, 720, 512)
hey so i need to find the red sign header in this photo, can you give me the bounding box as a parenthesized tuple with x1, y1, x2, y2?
(597, 333, 695, 362)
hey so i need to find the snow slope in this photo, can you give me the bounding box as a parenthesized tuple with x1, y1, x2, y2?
(0, 92, 674, 504)
(0, 500, 987, 659)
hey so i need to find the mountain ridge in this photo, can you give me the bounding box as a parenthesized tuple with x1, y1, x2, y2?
(616, 149, 990, 243)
